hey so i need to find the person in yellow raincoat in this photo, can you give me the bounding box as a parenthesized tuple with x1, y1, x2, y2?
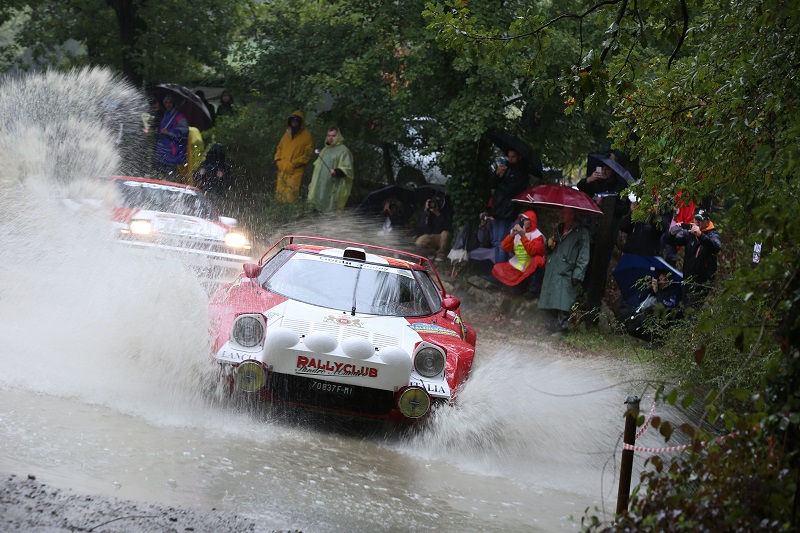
(273, 110, 314, 202)
(307, 127, 354, 212)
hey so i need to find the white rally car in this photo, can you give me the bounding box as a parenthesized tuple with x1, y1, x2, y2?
(209, 235, 477, 422)
(108, 176, 252, 281)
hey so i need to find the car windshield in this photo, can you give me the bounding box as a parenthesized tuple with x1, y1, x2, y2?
(262, 251, 435, 317)
(113, 180, 217, 219)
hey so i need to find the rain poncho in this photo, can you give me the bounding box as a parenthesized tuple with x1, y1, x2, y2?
(538, 221, 591, 312)
(307, 129, 354, 212)
(273, 110, 314, 203)
(491, 210, 545, 286)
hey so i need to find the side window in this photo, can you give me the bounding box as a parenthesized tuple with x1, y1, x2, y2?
(414, 270, 442, 312)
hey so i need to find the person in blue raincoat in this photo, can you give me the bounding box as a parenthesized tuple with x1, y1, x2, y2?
(155, 95, 189, 179)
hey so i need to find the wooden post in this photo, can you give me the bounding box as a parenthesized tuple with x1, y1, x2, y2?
(616, 395, 640, 516)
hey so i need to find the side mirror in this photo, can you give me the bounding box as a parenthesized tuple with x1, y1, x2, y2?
(243, 263, 261, 278)
(441, 295, 461, 311)
(220, 216, 237, 227)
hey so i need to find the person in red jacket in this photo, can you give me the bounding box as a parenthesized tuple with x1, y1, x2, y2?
(491, 209, 545, 289)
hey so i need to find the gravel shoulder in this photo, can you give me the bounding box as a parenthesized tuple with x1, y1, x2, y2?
(0, 473, 291, 533)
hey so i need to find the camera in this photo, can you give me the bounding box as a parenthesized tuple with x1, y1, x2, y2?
(680, 222, 692, 230)
(497, 157, 509, 166)
(481, 213, 490, 222)
(426, 197, 440, 210)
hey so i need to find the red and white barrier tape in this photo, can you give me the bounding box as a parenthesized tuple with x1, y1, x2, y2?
(635, 402, 656, 440)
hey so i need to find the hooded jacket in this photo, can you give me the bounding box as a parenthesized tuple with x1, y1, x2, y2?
(491, 210, 545, 286)
(273, 110, 314, 202)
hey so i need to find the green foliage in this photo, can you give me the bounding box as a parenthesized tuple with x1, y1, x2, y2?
(1, 0, 251, 85)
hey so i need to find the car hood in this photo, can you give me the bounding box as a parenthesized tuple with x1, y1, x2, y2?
(216, 299, 458, 394)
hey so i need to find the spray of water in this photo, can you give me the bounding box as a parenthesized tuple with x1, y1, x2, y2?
(0, 67, 222, 426)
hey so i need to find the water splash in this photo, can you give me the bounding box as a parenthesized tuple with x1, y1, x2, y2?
(0, 67, 216, 426)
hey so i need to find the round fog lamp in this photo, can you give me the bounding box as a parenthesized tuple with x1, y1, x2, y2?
(232, 316, 264, 347)
(397, 386, 431, 419)
(414, 347, 445, 377)
(235, 361, 267, 392)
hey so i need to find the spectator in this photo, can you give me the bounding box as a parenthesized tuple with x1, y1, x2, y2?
(491, 209, 545, 290)
(577, 160, 631, 322)
(415, 193, 452, 262)
(193, 143, 232, 198)
(467, 211, 495, 263)
(664, 190, 697, 266)
(377, 198, 405, 235)
(216, 90, 236, 117)
(619, 269, 683, 341)
(273, 110, 314, 203)
(489, 149, 530, 264)
(618, 194, 671, 256)
(155, 95, 189, 180)
(307, 127, 354, 212)
(538, 207, 591, 334)
(664, 208, 723, 309)
(194, 90, 216, 128)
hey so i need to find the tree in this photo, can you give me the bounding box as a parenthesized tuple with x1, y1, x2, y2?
(427, 0, 800, 527)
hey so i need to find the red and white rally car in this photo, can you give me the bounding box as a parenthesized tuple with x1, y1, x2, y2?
(209, 235, 477, 422)
(107, 176, 252, 281)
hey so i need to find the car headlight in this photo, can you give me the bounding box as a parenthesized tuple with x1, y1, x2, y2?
(235, 360, 267, 392)
(232, 315, 264, 348)
(414, 347, 445, 377)
(225, 232, 250, 249)
(396, 386, 431, 419)
(129, 219, 153, 235)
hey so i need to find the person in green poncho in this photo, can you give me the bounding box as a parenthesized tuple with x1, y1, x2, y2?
(307, 127, 354, 212)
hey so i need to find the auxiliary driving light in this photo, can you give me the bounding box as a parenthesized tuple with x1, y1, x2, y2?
(232, 315, 264, 348)
(414, 347, 445, 378)
(129, 219, 153, 235)
(396, 386, 431, 419)
(234, 361, 267, 392)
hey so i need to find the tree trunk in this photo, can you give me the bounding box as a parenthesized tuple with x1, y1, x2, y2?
(106, 0, 148, 86)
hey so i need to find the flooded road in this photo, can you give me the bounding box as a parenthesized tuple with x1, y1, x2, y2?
(0, 69, 665, 532)
(0, 210, 657, 532)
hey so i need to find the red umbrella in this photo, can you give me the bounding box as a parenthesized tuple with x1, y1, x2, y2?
(513, 184, 603, 215)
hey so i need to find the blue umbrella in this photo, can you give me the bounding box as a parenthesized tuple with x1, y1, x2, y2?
(613, 254, 683, 307)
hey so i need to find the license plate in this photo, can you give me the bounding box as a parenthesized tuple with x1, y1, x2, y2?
(308, 379, 354, 397)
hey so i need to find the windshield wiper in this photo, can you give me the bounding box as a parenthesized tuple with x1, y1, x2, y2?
(350, 263, 363, 316)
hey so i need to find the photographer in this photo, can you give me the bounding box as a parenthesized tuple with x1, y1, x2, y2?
(414, 193, 453, 263)
(489, 149, 530, 263)
(664, 209, 722, 309)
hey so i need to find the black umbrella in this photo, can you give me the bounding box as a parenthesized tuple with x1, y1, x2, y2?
(356, 185, 417, 214)
(487, 130, 544, 178)
(587, 153, 634, 183)
(149, 83, 213, 130)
